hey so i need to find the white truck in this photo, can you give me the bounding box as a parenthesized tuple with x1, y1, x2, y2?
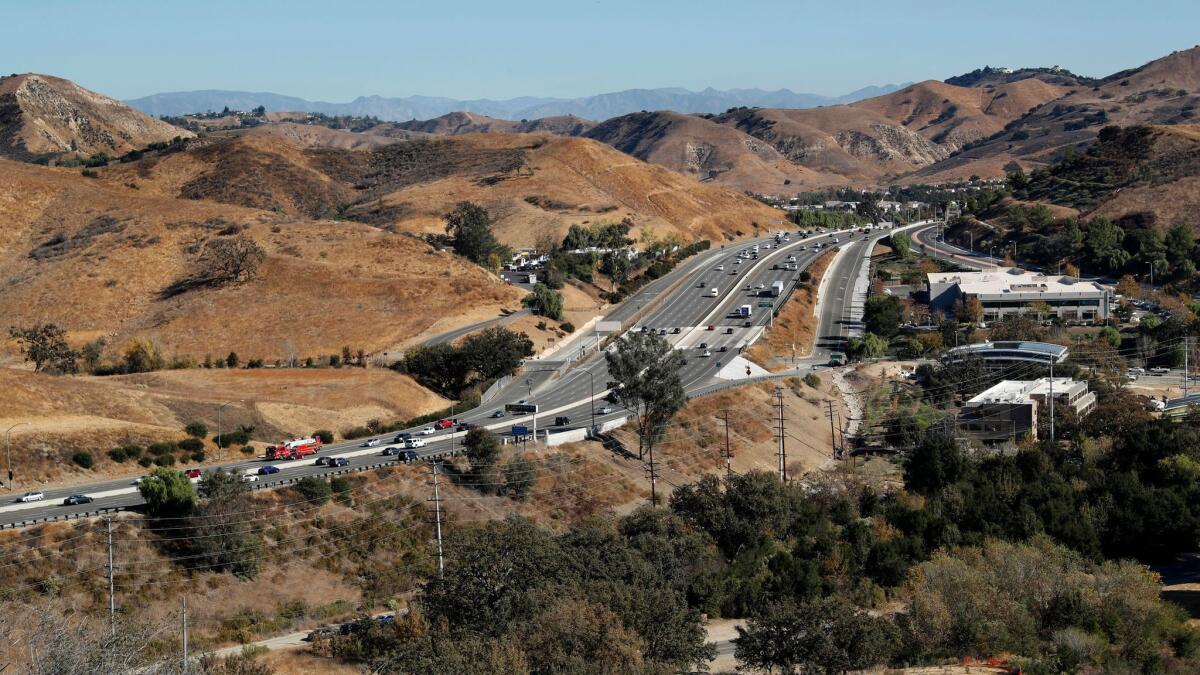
(771, 280, 785, 297)
(739, 305, 753, 318)
(708, 287, 719, 297)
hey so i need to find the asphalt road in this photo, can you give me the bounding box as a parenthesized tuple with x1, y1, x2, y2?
(0, 226, 869, 528)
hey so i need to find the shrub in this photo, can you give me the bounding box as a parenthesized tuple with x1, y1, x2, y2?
(107, 448, 129, 463)
(178, 437, 204, 453)
(154, 455, 177, 467)
(240, 445, 255, 455)
(330, 477, 352, 505)
(190, 451, 206, 463)
(185, 422, 208, 439)
(215, 430, 250, 448)
(295, 477, 332, 506)
(137, 456, 154, 468)
(148, 442, 177, 456)
(803, 372, 822, 388)
(313, 429, 334, 444)
(71, 451, 95, 469)
(560, 322, 575, 333)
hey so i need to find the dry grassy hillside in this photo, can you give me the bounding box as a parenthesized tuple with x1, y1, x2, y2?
(0, 73, 190, 162)
(102, 132, 783, 247)
(0, 158, 523, 364)
(911, 47, 1200, 182)
(396, 111, 594, 136)
(584, 110, 842, 192)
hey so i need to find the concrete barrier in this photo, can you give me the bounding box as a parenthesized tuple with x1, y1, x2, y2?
(591, 416, 629, 435)
(545, 428, 588, 446)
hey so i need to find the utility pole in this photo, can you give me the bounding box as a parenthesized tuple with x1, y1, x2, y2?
(181, 597, 189, 674)
(825, 400, 838, 458)
(429, 464, 445, 579)
(1185, 336, 1191, 398)
(5, 422, 29, 491)
(106, 516, 116, 638)
(721, 410, 732, 477)
(775, 386, 787, 482)
(645, 443, 659, 506)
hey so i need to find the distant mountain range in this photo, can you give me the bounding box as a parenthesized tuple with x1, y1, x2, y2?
(124, 84, 912, 121)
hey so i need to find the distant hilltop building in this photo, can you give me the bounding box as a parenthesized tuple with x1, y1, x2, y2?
(927, 267, 1111, 324)
(958, 377, 1096, 442)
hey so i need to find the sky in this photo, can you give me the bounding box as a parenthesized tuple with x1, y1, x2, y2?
(4, 0, 1198, 101)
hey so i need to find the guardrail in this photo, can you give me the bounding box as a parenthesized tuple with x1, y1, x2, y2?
(0, 505, 125, 531)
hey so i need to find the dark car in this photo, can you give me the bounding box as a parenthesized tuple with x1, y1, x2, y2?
(399, 449, 419, 462)
(329, 457, 349, 467)
(315, 456, 331, 466)
(393, 432, 413, 443)
(743, 320, 752, 327)
(554, 416, 570, 426)
(63, 494, 93, 506)
(490, 410, 505, 418)
(457, 422, 475, 431)
(305, 626, 339, 642)
(725, 327, 734, 334)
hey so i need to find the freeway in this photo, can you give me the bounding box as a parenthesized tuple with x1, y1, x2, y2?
(0, 225, 867, 528)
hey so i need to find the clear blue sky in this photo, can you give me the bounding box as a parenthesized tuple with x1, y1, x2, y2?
(5, 0, 1197, 101)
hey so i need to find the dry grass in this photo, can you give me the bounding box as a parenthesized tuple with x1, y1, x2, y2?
(746, 250, 836, 369)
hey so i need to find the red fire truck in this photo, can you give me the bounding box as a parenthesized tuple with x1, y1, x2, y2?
(266, 437, 322, 461)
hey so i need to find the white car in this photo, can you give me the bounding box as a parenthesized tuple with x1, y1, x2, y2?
(715, 265, 724, 271)
(18, 492, 44, 503)
(596, 406, 614, 415)
(420, 427, 436, 435)
(1150, 367, 1171, 374)
(240, 473, 259, 483)
(734, 259, 742, 264)
(362, 438, 382, 447)
(701, 350, 712, 358)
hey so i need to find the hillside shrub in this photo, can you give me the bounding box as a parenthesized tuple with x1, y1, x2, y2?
(154, 455, 177, 467)
(313, 429, 334, 444)
(295, 477, 332, 506)
(178, 437, 204, 453)
(185, 422, 208, 438)
(330, 477, 353, 506)
(71, 451, 95, 469)
(148, 442, 177, 456)
(803, 372, 821, 388)
(137, 456, 153, 468)
(560, 322, 575, 333)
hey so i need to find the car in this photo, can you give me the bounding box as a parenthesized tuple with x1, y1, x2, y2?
(1128, 367, 1146, 374)
(707, 325, 715, 331)
(420, 427, 436, 435)
(305, 626, 340, 642)
(240, 473, 258, 483)
(699, 342, 708, 349)
(596, 406, 613, 415)
(394, 432, 413, 442)
(832, 237, 839, 243)
(132, 476, 148, 485)
(702, 350, 712, 358)
(726, 327, 734, 334)
(756, 283, 765, 289)
(315, 456, 331, 466)
(672, 327, 681, 334)
(798, 246, 807, 251)
(63, 494, 93, 506)
(258, 465, 280, 475)
(719, 346, 728, 352)
(490, 410, 505, 418)
(382, 446, 402, 456)
(18, 492, 44, 503)
(404, 438, 426, 449)
(363, 438, 382, 447)
(729, 270, 738, 275)
(734, 259, 742, 264)
(434, 419, 456, 430)
(743, 320, 752, 327)
(184, 468, 203, 479)
(398, 450, 419, 461)
(715, 265, 724, 271)
(1150, 367, 1172, 374)
(680, 358, 689, 366)
(554, 416, 571, 426)
(329, 457, 349, 467)
(658, 328, 667, 335)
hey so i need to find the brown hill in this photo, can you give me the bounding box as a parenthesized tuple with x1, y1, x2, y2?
(396, 111, 594, 137)
(709, 79, 1067, 186)
(911, 47, 1200, 182)
(0, 73, 191, 162)
(101, 132, 783, 246)
(584, 110, 841, 192)
(0, 158, 523, 365)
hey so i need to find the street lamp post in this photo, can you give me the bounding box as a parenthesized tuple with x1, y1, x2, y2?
(216, 401, 243, 461)
(584, 370, 596, 432)
(5, 422, 30, 491)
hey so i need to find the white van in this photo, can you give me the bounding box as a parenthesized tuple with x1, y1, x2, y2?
(708, 288, 719, 297)
(404, 438, 426, 449)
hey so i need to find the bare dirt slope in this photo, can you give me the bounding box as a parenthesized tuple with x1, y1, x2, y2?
(0, 158, 523, 363)
(585, 110, 841, 192)
(0, 73, 191, 162)
(911, 47, 1200, 182)
(102, 132, 783, 247)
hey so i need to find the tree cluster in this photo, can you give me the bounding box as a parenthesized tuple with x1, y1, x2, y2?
(398, 327, 532, 399)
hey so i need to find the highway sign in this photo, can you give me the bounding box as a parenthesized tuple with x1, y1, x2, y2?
(505, 402, 538, 414)
(757, 301, 773, 308)
(511, 425, 530, 437)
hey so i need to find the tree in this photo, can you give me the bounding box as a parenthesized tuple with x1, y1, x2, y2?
(295, 475, 332, 506)
(863, 295, 903, 338)
(463, 428, 501, 492)
(138, 466, 197, 518)
(185, 421, 209, 439)
(8, 324, 79, 374)
(904, 433, 969, 495)
(226, 351, 239, 368)
(861, 332, 888, 359)
(891, 231, 911, 260)
(956, 295, 984, 324)
(522, 283, 564, 320)
(1027, 204, 1054, 233)
(191, 469, 262, 577)
(856, 199, 883, 224)
(1166, 223, 1195, 264)
(605, 332, 686, 474)
(444, 202, 506, 267)
(600, 250, 632, 290)
(459, 327, 534, 381)
(122, 338, 165, 373)
(1116, 274, 1140, 299)
(1064, 262, 1081, 278)
(1085, 217, 1129, 272)
(502, 457, 536, 500)
(167, 237, 266, 297)
(519, 598, 646, 674)
(735, 597, 898, 675)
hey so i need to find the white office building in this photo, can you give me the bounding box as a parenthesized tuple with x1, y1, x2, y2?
(957, 377, 1097, 442)
(927, 267, 1111, 323)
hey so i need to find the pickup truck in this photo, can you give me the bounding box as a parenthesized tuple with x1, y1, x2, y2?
(434, 419, 457, 430)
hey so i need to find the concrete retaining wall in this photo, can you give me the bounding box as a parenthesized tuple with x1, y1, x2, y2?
(545, 428, 588, 446)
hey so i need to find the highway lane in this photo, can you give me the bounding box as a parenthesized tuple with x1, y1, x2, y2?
(0, 226, 862, 528)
